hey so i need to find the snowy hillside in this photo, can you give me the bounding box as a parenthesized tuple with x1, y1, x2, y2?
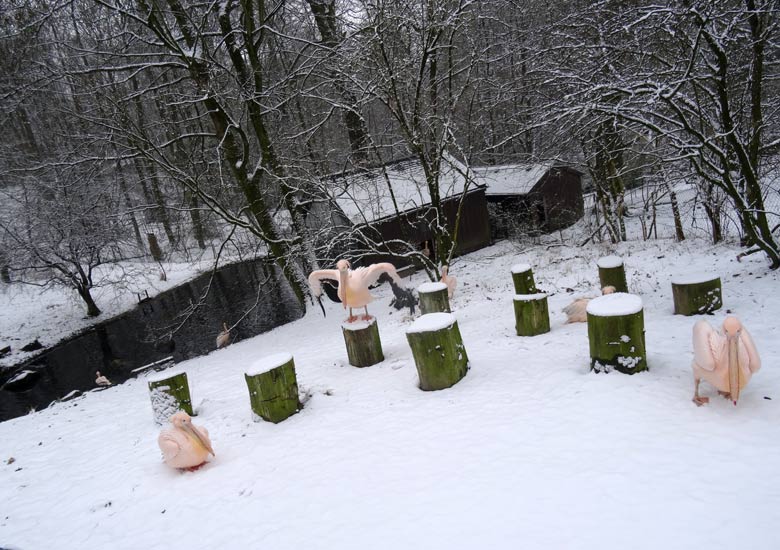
(1, 220, 778, 549)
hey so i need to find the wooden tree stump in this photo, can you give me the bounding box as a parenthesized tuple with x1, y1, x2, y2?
(586, 293, 647, 374)
(418, 281, 451, 314)
(406, 313, 469, 391)
(342, 318, 384, 367)
(148, 370, 193, 425)
(511, 263, 537, 294)
(244, 352, 301, 423)
(597, 255, 628, 293)
(513, 293, 551, 336)
(671, 273, 722, 315)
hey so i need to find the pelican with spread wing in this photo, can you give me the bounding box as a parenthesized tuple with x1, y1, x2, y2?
(308, 260, 416, 322)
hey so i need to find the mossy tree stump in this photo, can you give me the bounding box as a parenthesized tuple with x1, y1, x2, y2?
(342, 317, 384, 367)
(406, 313, 469, 391)
(244, 353, 301, 423)
(511, 263, 537, 294)
(148, 370, 193, 425)
(586, 293, 647, 374)
(418, 281, 451, 314)
(513, 293, 551, 336)
(671, 273, 722, 315)
(597, 255, 628, 293)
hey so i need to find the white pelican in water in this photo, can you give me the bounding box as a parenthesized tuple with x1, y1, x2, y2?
(95, 371, 111, 386)
(692, 316, 761, 406)
(308, 260, 415, 322)
(158, 411, 215, 470)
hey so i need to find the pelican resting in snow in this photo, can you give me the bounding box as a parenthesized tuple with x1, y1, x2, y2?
(692, 316, 761, 406)
(158, 411, 215, 470)
(95, 371, 111, 387)
(308, 260, 416, 322)
(440, 265, 457, 299)
(563, 286, 616, 323)
(216, 322, 230, 349)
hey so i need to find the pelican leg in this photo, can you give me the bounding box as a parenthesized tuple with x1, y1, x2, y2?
(347, 307, 357, 323)
(360, 306, 371, 321)
(692, 378, 709, 406)
(718, 390, 732, 399)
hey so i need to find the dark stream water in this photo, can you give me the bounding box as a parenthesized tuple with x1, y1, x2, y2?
(0, 257, 303, 422)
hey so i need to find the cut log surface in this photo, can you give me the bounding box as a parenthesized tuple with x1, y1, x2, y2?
(586, 293, 646, 374)
(597, 256, 628, 293)
(245, 353, 301, 423)
(513, 293, 550, 336)
(148, 370, 193, 425)
(671, 273, 722, 316)
(406, 313, 469, 391)
(342, 318, 384, 367)
(418, 282, 451, 314)
(511, 263, 537, 294)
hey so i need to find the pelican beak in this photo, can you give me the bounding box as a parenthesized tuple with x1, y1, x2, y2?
(727, 334, 740, 406)
(184, 423, 215, 456)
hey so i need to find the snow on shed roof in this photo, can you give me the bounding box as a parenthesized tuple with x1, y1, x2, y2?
(328, 155, 479, 224)
(472, 163, 554, 196)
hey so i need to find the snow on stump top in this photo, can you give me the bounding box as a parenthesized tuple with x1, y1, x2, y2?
(148, 370, 193, 425)
(586, 293, 646, 374)
(586, 293, 643, 317)
(513, 293, 550, 336)
(244, 353, 300, 423)
(418, 282, 451, 314)
(341, 317, 384, 367)
(510, 263, 537, 294)
(671, 273, 722, 316)
(597, 255, 628, 293)
(405, 313, 469, 391)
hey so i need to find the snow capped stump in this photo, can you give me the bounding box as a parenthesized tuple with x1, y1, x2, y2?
(597, 255, 628, 293)
(586, 293, 646, 374)
(244, 353, 301, 423)
(148, 370, 193, 425)
(418, 281, 451, 314)
(513, 293, 550, 336)
(511, 263, 537, 294)
(405, 313, 469, 391)
(671, 273, 722, 316)
(341, 317, 384, 367)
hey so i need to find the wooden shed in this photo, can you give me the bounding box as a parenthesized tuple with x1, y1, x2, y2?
(473, 164, 584, 239)
(321, 155, 492, 269)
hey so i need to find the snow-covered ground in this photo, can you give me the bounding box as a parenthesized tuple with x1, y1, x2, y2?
(1, 189, 779, 549)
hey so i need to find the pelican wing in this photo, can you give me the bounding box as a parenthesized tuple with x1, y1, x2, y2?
(354, 262, 402, 288)
(692, 319, 722, 372)
(739, 326, 761, 374)
(307, 269, 340, 298)
(158, 430, 182, 463)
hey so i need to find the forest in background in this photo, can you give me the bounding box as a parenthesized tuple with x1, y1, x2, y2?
(1, 0, 778, 317)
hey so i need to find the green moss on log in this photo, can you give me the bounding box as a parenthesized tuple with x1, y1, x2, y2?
(672, 278, 722, 315)
(148, 371, 193, 425)
(587, 309, 647, 374)
(419, 286, 451, 314)
(512, 268, 537, 294)
(598, 264, 628, 293)
(244, 357, 301, 423)
(342, 318, 384, 367)
(513, 294, 550, 336)
(406, 317, 469, 391)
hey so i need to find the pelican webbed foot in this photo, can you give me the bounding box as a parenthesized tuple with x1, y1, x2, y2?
(693, 396, 710, 407)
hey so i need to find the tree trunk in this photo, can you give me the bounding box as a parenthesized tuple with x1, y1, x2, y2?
(342, 318, 384, 367)
(671, 275, 722, 316)
(148, 371, 193, 424)
(418, 282, 451, 314)
(511, 263, 537, 294)
(406, 313, 469, 391)
(513, 294, 550, 336)
(587, 294, 646, 375)
(78, 285, 101, 317)
(597, 256, 628, 293)
(244, 353, 301, 423)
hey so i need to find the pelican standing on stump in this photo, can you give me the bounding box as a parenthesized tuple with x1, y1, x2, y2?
(95, 371, 111, 387)
(158, 411, 215, 470)
(440, 265, 457, 299)
(692, 316, 761, 406)
(308, 260, 416, 322)
(563, 286, 616, 323)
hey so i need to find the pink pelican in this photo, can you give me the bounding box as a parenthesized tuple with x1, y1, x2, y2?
(440, 265, 457, 299)
(308, 260, 414, 322)
(563, 286, 616, 323)
(216, 322, 230, 349)
(95, 371, 111, 386)
(158, 411, 215, 470)
(692, 316, 761, 406)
